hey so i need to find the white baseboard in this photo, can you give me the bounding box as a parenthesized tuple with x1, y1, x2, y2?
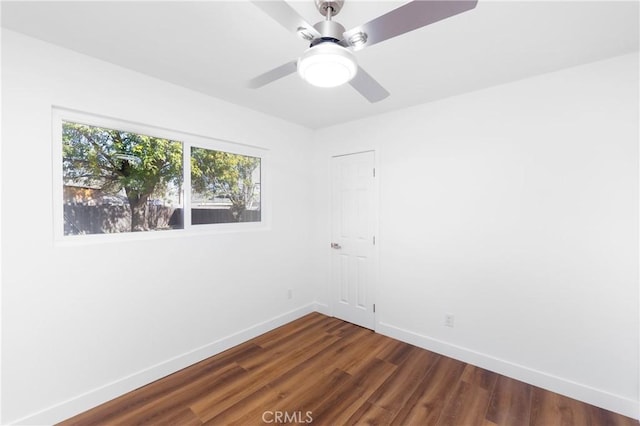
(376, 320, 639, 420)
(11, 303, 319, 425)
(312, 301, 330, 316)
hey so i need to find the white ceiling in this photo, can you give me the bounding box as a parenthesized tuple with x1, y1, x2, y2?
(2, 1, 638, 129)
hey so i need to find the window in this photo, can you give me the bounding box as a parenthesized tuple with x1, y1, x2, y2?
(54, 109, 266, 240)
(191, 147, 261, 224)
(62, 121, 184, 235)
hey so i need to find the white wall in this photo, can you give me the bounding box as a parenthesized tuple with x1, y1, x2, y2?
(2, 28, 639, 424)
(1, 30, 317, 424)
(312, 52, 639, 418)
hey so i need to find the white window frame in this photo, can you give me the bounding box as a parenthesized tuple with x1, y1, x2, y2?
(52, 107, 269, 245)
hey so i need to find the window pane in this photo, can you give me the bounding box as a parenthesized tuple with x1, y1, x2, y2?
(62, 121, 184, 235)
(190, 146, 261, 224)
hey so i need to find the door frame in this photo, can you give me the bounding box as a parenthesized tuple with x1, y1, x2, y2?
(328, 149, 380, 331)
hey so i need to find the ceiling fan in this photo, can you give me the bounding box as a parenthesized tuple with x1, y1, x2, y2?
(248, 0, 478, 102)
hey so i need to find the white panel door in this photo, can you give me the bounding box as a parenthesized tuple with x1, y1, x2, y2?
(330, 151, 377, 330)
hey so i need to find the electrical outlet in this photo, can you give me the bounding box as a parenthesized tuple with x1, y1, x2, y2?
(287, 289, 293, 300)
(444, 313, 455, 328)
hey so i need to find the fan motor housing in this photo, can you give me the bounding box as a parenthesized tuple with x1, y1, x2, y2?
(313, 20, 346, 42)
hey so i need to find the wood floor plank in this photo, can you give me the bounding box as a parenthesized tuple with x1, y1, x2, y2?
(57, 314, 640, 426)
(460, 364, 499, 391)
(273, 367, 353, 417)
(485, 375, 532, 425)
(202, 384, 278, 425)
(367, 345, 440, 415)
(221, 368, 352, 425)
(250, 312, 331, 349)
(346, 401, 395, 426)
(530, 386, 597, 426)
(219, 341, 364, 425)
(235, 324, 334, 372)
(375, 338, 418, 366)
(146, 407, 203, 426)
(266, 333, 359, 389)
(436, 380, 493, 426)
(98, 363, 247, 426)
(341, 332, 395, 375)
(391, 355, 466, 426)
(59, 343, 260, 426)
(585, 404, 640, 426)
(190, 333, 342, 421)
(311, 357, 397, 425)
(318, 328, 382, 375)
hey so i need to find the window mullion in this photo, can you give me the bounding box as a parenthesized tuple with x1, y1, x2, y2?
(183, 142, 192, 229)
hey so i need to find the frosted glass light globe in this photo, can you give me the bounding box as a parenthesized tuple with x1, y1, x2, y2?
(297, 42, 358, 88)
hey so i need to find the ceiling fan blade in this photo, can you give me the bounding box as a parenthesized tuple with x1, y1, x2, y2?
(344, 0, 478, 50)
(247, 61, 298, 88)
(349, 66, 390, 103)
(251, 1, 321, 40)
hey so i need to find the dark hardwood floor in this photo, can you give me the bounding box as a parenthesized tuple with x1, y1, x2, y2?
(59, 312, 638, 425)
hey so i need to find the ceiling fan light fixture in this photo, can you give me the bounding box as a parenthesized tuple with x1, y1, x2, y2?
(297, 42, 357, 88)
